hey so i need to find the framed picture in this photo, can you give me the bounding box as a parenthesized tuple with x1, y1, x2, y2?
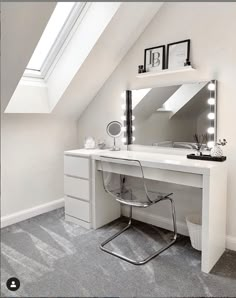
(167, 39, 190, 69)
(144, 45, 165, 72)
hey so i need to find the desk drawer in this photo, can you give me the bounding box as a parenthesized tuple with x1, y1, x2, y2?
(64, 155, 89, 179)
(65, 196, 90, 222)
(64, 176, 90, 201)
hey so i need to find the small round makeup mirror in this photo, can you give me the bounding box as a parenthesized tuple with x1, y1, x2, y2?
(106, 121, 122, 151)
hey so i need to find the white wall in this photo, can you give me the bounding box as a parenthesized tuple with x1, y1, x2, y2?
(1, 114, 78, 218)
(77, 2, 236, 242)
(1, 2, 79, 223)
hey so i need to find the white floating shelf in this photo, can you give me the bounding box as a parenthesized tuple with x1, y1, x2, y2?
(136, 66, 195, 78)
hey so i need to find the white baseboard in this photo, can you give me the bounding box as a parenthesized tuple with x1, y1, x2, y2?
(122, 207, 236, 251)
(1, 198, 65, 228)
(226, 235, 236, 251)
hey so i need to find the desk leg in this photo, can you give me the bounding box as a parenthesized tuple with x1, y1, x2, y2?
(201, 167, 227, 273)
(91, 160, 121, 229)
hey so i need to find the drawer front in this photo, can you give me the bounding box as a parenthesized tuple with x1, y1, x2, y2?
(65, 214, 91, 229)
(64, 155, 89, 179)
(64, 176, 90, 201)
(65, 196, 90, 222)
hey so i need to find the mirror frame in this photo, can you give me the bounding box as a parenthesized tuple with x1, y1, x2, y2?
(122, 80, 217, 148)
(106, 121, 122, 138)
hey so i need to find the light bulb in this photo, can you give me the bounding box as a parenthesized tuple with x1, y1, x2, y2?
(208, 113, 215, 120)
(207, 141, 214, 148)
(132, 115, 135, 121)
(122, 137, 127, 143)
(121, 104, 126, 110)
(121, 126, 126, 132)
(132, 136, 135, 141)
(121, 115, 126, 121)
(132, 126, 135, 131)
(207, 97, 215, 105)
(207, 127, 215, 134)
(208, 82, 215, 91)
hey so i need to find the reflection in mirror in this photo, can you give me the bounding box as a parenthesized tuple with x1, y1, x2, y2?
(126, 81, 217, 149)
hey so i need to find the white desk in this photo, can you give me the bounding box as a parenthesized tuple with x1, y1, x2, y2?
(64, 149, 227, 273)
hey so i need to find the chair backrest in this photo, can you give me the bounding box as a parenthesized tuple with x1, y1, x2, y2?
(100, 156, 152, 203)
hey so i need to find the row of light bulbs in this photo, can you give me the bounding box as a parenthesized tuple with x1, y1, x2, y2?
(121, 82, 216, 146)
(121, 117, 135, 143)
(122, 136, 135, 143)
(121, 103, 135, 143)
(121, 115, 135, 121)
(121, 125, 135, 132)
(207, 82, 216, 148)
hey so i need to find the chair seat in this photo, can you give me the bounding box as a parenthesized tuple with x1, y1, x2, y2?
(111, 187, 172, 208)
(116, 197, 160, 207)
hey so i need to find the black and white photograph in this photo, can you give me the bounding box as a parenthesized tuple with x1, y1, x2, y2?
(167, 39, 190, 69)
(144, 45, 165, 72)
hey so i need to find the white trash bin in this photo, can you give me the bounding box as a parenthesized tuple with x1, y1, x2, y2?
(186, 214, 202, 251)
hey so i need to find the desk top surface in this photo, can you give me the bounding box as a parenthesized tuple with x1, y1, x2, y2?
(65, 149, 227, 175)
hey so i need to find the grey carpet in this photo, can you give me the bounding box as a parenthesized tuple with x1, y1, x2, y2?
(1, 208, 236, 298)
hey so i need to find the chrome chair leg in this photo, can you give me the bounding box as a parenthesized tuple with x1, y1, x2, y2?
(100, 206, 132, 260)
(169, 197, 178, 240)
(100, 200, 177, 265)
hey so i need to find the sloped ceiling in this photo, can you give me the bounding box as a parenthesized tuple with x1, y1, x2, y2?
(5, 2, 122, 114)
(1, 2, 56, 112)
(53, 2, 163, 119)
(2, 2, 163, 118)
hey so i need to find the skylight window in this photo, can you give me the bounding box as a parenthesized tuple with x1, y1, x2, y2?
(25, 2, 86, 78)
(27, 2, 75, 71)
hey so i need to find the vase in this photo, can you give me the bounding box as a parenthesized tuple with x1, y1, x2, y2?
(210, 145, 223, 157)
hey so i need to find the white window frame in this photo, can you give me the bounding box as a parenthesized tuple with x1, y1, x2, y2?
(24, 2, 89, 80)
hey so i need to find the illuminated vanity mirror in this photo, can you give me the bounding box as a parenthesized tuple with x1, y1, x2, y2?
(123, 80, 217, 149)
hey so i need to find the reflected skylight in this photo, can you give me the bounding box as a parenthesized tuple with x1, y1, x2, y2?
(26, 2, 76, 71)
(132, 88, 151, 110)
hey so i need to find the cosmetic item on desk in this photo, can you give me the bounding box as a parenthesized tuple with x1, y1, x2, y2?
(84, 137, 96, 149)
(193, 133, 208, 156)
(211, 138, 227, 157)
(187, 153, 226, 162)
(106, 121, 122, 151)
(97, 139, 106, 149)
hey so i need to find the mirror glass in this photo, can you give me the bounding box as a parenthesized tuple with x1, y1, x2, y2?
(130, 81, 216, 149)
(107, 121, 122, 138)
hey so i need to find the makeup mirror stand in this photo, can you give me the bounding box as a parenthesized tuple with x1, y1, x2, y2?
(106, 121, 122, 151)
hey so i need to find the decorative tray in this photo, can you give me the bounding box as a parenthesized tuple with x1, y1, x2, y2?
(187, 154, 227, 162)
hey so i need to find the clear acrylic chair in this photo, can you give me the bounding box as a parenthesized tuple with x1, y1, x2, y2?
(99, 156, 177, 265)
